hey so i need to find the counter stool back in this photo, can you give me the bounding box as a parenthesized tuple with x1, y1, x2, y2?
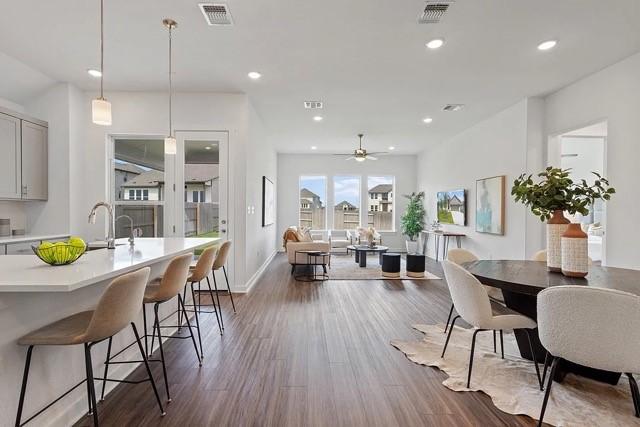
(15, 267, 165, 427)
(209, 241, 236, 331)
(186, 246, 223, 336)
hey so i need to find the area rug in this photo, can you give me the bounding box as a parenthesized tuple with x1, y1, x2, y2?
(391, 324, 639, 427)
(326, 254, 440, 280)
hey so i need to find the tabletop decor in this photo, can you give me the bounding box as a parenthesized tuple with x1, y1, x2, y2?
(32, 237, 87, 266)
(512, 167, 614, 274)
(401, 191, 426, 253)
(357, 226, 378, 248)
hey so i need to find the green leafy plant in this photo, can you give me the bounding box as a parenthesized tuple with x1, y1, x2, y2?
(511, 167, 615, 222)
(401, 191, 426, 241)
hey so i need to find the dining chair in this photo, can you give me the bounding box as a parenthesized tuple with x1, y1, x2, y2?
(536, 286, 640, 426)
(441, 260, 542, 389)
(531, 249, 593, 264)
(15, 268, 165, 426)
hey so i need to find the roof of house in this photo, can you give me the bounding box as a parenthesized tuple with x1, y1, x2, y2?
(115, 162, 145, 175)
(368, 184, 392, 194)
(121, 170, 164, 188)
(449, 195, 464, 205)
(300, 188, 320, 199)
(335, 200, 357, 209)
(122, 166, 217, 188)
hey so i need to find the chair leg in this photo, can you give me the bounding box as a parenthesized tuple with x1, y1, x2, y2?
(541, 351, 550, 388)
(499, 330, 504, 359)
(223, 266, 236, 313)
(154, 304, 171, 402)
(493, 330, 497, 353)
(99, 337, 113, 401)
(131, 322, 166, 416)
(178, 294, 203, 366)
(441, 315, 460, 358)
(444, 303, 455, 333)
(142, 304, 149, 357)
(523, 329, 543, 390)
(206, 275, 223, 335)
(467, 329, 483, 388)
(291, 264, 295, 275)
(626, 373, 640, 417)
(537, 356, 560, 427)
(190, 282, 205, 358)
(84, 343, 99, 426)
(212, 271, 224, 329)
(15, 345, 34, 427)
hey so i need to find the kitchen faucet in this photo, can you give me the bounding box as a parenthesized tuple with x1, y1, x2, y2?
(88, 202, 116, 249)
(116, 215, 135, 246)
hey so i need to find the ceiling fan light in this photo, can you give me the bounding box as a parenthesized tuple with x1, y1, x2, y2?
(164, 136, 177, 155)
(92, 98, 112, 126)
(355, 157, 366, 162)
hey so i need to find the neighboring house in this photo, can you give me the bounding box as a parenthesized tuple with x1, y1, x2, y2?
(335, 200, 357, 211)
(448, 195, 464, 212)
(300, 188, 323, 209)
(114, 162, 145, 200)
(368, 184, 393, 212)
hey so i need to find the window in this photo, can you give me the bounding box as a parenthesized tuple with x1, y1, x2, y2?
(299, 176, 326, 229)
(333, 176, 360, 230)
(143, 189, 149, 201)
(367, 176, 394, 231)
(129, 189, 135, 200)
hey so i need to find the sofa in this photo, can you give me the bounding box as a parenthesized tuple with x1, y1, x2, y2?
(283, 226, 331, 274)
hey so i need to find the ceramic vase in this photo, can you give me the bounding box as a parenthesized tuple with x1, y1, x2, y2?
(561, 223, 589, 277)
(546, 210, 570, 273)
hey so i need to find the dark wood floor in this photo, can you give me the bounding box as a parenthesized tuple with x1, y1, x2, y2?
(77, 254, 536, 426)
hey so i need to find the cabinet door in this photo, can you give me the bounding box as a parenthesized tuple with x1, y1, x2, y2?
(21, 121, 48, 200)
(0, 113, 21, 199)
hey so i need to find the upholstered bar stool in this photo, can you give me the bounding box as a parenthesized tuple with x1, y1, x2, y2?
(188, 246, 223, 336)
(208, 241, 236, 330)
(382, 253, 401, 278)
(15, 268, 165, 427)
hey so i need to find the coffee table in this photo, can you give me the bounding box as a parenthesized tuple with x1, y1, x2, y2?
(346, 245, 389, 268)
(294, 250, 330, 282)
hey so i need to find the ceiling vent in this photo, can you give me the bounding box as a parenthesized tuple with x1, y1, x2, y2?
(442, 104, 465, 112)
(199, 3, 233, 26)
(419, 1, 455, 24)
(304, 101, 323, 109)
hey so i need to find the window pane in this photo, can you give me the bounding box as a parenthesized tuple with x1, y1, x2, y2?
(184, 140, 219, 237)
(333, 176, 360, 230)
(299, 176, 326, 229)
(367, 176, 394, 231)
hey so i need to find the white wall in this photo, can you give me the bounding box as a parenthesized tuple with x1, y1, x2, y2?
(545, 51, 640, 269)
(417, 98, 545, 260)
(277, 153, 417, 251)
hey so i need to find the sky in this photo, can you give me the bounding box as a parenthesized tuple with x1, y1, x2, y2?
(300, 175, 393, 206)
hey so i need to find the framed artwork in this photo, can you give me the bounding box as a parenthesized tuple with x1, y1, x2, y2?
(262, 176, 275, 227)
(475, 175, 505, 235)
(436, 189, 466, 226)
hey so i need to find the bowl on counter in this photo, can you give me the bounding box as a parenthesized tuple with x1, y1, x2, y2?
(32, 242, 86, 266)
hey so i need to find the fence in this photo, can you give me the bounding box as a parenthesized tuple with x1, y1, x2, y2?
(115, 203, 218, 238)
(299, 208, 392, 231)
(185, 203, 219, 236)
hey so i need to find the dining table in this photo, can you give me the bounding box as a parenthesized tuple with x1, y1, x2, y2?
(464, 259, 640, 385)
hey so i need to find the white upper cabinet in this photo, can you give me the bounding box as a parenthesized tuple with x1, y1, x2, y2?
(0, 112, 22, 199)
(21, 121, 48, 200)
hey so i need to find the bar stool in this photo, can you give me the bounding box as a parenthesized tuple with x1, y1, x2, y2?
(208, 241, 236, 330)
(15, 267, 165, 427)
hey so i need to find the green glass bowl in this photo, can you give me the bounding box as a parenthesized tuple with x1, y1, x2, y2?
(32, 243, 86, 266)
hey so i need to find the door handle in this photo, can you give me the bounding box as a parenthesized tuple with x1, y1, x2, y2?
(221, 229, 227, 233)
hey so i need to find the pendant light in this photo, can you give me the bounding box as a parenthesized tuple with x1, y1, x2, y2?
(92, 0, 112, 126)
(163, 18, 177, 155)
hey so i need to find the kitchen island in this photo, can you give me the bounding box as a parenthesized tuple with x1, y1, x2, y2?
(0, 237, 219, 427)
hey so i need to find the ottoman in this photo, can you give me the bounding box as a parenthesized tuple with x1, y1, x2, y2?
(406, 253, 426, 278)
(382, 253, 401, 278)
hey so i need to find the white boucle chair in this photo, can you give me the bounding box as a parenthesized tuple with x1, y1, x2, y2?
(441, 260, 542, 389)
(536, 286, 640, 426)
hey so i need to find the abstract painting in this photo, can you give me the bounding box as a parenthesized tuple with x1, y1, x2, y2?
(476, 175, 505, 235)
(437, 189, 466, 226)
(262, 176, 275, 227)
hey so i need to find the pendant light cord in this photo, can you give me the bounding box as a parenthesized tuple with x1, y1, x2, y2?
(100, 0, 104, 99)
(168, 24, 173, 138)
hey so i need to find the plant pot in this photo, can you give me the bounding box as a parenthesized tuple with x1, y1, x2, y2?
(406, 240, 418, 254)
(546, 210, 570, 273)
(561, 223, 589, 277)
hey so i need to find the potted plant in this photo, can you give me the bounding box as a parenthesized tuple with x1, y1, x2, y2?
(512, 167, 614, 275)
(401, 192, 426, 254)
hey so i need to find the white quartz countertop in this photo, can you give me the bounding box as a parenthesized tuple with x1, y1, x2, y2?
(0, 237, 219, 292)
(0, 233, 71, 245)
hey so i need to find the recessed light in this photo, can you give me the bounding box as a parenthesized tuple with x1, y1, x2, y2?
(311, 146, 317, 150)
(247, 71, 261, 80)
(313, 116, 323, 122)
(389, 146, 395, 151)
(426, 38, 445, 49)
(537, 40, 557, 51)
(423, 117, 433, 123)
(87, 69, 102, 78)
(205, 146, 211, 150)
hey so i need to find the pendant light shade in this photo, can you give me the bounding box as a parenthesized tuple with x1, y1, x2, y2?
(164, 136, 177, 155)
(92, 0, 111, 126)
(92, 98, 112, 126)
(163, 18, 177, 154)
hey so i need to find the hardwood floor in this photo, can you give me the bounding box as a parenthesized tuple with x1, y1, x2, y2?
(76, 254, 536, 426)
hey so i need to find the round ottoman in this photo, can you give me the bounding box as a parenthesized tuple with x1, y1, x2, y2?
(406, 253, 426, 278)
(382, 253, 401, 278)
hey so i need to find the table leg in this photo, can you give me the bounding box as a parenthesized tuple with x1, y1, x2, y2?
(379, 251, 384, 265)
(359, 251, 367, 268)
(355, 250, 360, 263)
(435, 236, 440, 262)
(456, 236, 461, 248)
(444, 237, 449, 258)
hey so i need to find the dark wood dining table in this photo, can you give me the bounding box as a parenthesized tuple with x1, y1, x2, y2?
(464, 259, 640, 385)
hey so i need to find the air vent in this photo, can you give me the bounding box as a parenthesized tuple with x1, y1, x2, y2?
(419, 1, 455, 24)
(304, 101, 323, 109)
(199, 3, 233, 26)
(442, 104, 464, 112)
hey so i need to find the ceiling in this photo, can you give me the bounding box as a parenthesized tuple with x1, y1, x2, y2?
(1, 0, 639, 153)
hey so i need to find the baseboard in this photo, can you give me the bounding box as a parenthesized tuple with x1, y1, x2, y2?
(238, 250, 277, 293)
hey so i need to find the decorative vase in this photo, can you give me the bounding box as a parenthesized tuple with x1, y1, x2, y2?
(406, 240, 418, 254)
(561, 223, 589, 277)
(546, 210, 570, 273)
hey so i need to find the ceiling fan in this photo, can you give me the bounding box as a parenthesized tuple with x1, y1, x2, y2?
(333, 134, 387, 162)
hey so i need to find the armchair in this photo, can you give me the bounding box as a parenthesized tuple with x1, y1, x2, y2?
(329, 230, 353, 252)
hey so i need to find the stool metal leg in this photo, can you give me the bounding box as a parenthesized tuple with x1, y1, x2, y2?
(153, 303, 171, 402)
(84, 343, 99, 426)
(15, 345, 34, 427)
(444, 303, 455, 333)
(538, 356, 560, 427)
(142, 304, 149, 357)
(189, 282, 205, 358)
(205, 276, 223, 334)
(130, 322, 166, 416)
(223, 266, 236, 313)
(99, 337, 113, 401)
(212, 271, 224, 329)
(178, 294, 202, 366)
(441, 315, 460, 358)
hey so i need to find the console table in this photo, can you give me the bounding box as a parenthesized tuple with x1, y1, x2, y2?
(420, 230, 466, 261)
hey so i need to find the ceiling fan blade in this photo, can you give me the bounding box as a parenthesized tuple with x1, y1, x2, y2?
(366, 152, 389, 155)
(332, 153, 352, 156)
(345, 156, 355, 161)
(367, 156, 378, 160)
